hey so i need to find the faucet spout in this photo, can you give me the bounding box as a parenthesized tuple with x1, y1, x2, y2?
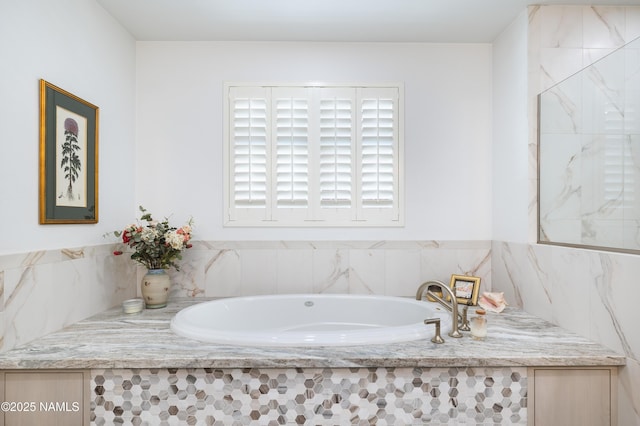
(416, 280, 463, 338)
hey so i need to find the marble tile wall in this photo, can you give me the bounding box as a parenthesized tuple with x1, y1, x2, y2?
(527, 5, 640, 244)
(491, 241, 640, 426)
(521, 5, 640, 424)
(529, 5, 640, 96)
(538, 22, 640, 249)
(0, 240, 491, 353)
(165, 240, 492, 300)
(0, 246, 137, 352)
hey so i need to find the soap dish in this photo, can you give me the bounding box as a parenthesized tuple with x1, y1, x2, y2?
(122, 298, 144, 314)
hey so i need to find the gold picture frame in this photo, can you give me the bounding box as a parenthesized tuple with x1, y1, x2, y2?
(449, 274, 481, 306)
(39, 80, 99, 224)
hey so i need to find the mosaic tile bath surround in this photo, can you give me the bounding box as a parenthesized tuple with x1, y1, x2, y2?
(91, 367, 527, 425)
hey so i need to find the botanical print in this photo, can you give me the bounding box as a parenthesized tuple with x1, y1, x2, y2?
(55, 106, 87, 207)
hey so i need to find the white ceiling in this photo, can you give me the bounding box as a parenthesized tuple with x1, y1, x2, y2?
(96, 0, 640, 43)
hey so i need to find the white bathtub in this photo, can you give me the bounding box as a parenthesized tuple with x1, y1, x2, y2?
(170, 294, 450, 346)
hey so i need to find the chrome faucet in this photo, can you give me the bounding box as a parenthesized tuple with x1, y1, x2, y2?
(416, 280, 463, 338)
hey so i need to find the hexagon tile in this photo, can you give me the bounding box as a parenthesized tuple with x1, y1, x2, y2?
(90, 367, 527, 425)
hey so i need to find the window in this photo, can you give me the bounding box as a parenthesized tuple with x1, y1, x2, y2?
(224, 83, 404, 226)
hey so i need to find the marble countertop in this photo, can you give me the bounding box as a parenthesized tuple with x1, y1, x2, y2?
(0, 299, 625, 370)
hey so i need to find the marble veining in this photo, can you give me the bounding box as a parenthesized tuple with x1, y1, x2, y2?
(61, 248, 85, 260)
(594, 253, 633, 358)
(315, 250, 349, 293)
(0, 299, 624, 370)
(526, 246, 552, 304)
(491, 240, 639, 424)
(587, 6, 626, 48)
(534, 5, 640, 252)
(495, 243, 523, 308)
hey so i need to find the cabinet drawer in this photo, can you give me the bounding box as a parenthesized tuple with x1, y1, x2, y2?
(528, 367, 617, 426)
(0, 370, 89, 426)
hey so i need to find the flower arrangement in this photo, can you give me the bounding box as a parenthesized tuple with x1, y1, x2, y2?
(110, 206, 193, 271)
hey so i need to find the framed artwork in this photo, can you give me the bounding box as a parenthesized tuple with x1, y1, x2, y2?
(39, 80, 99, 224)
(449, 274, 481, 306)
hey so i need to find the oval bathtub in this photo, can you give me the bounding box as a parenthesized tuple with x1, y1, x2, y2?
(170, 294, 450, 347)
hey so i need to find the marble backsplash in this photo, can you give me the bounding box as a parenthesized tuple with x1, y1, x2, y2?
(0, 240, 491, 353)
(166, 240, 491, 300)
(0, 245, 137, 352)
(492, 241, 640, 425)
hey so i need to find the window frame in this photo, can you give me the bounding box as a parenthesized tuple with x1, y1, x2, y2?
(223, 82, 405, 227)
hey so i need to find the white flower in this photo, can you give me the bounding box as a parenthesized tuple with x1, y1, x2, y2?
(165, 230, 185, 250)
(141, 227, 158, 243)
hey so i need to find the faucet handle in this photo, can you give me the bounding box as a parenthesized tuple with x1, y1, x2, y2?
(424, 318, 445, 344)
(459, 305, 471, 332)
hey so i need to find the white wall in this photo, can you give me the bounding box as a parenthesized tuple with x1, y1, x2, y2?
(0, 0, 139, 351)
(0, 0, 137, 255)
(491, 11, 530, 243)
(135, 41, 493, 241)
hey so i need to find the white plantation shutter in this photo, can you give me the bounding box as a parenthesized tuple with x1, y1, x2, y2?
(360, 90, 398, 208)
(272, 88, 312, 222)
(274, 90, 309, 208)
(314, 88, 359, 223)
(228, 87, 270, 221)
(319, 92, 354, 208)
(225, 83, 403, 226)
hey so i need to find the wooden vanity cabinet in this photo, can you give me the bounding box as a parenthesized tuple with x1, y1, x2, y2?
(0, 370, 90, 426)
(528, 366, 618, 426)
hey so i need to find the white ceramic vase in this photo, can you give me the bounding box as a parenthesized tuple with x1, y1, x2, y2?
(141, 269, 170, 308)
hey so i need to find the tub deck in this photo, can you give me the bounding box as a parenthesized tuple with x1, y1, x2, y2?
(0, 298, 625, 369)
